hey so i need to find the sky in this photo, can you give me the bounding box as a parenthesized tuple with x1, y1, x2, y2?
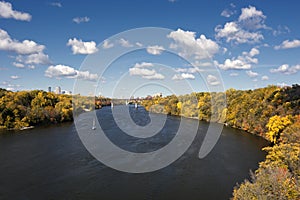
(0, 0, 300, 97)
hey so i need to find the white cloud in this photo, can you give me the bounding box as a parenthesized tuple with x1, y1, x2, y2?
(134, 62, 154, 68)
(248, 47, 260, 57)
(274, 39, 300, 50)
(6, 87, 14, 91)
(238, 6, 267, 30)
(129, 62, 165, 80)
(50, 2, 62, 7)
(102, 40, 114, 49)
(136, 42, 143, 47)
(67, 38, 98, 54)
(146, 45, 165, 55)
(261, 75, 269, 80)
(216, 48, 259, 70)
(118, 38, 133, 47)
(207, 75, 220, 86)
(0, 1, 31, 21)
(16, 52, 50, 65)
(129, 67, 156, 77)
(73, 16, 90, 24)
(143, 73, 165, 80)
(277, 82, 288, 87)
(172, 73, 195, 80)
(10, 75, 20, 79)
(221, 9, 235, 18)
(76, 71, 98, 81)
(0, 29, 45, 55)
(191, 61, 213, 67)
(12, 62, 24, 68)
(246, 70, 259, 77)
(270, 64, 300, 75)
(215, 22, 264, 44)
(175, 67, 203, 74)
(215, 6, 267, 44)
(216, 59, 251, 70)
(45, 64, 98, 81)
(167, 29, 219, 60)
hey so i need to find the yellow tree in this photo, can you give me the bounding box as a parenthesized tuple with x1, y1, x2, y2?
(266, 115, 292, 143)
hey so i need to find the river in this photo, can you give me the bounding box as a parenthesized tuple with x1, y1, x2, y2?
(0, 105, 268, 200)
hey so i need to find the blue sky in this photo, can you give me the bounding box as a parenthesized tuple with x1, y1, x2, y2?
(0, 0, 300, 97)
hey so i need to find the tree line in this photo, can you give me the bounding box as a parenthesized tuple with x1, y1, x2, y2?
(0, 89, 110, 130)
(141, 84, 300, 199)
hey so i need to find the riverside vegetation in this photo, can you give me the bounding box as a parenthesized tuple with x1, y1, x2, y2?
(0, 88, 110, 130)
(141, 84, 300, 199)
(0, 85, 299, 199)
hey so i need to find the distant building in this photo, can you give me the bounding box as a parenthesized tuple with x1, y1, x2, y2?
(145, 95, 152, 100)
(55, 86, 61, 94)
(153, 92, 162, 98)
(48, 87, 51, 92)
(61, 90, 72, 95)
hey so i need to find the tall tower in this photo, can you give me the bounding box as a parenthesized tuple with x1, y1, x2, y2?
(55, 86, 61, 94)
(48, 87, 51, 93)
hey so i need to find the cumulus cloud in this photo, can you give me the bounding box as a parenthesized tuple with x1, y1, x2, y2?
(261, 75, 269, 80)
(134, 62, 154, 68)
(146, 45, 165, 55)
(102, 40, 114, 49)
(50, 2, 62, 7)
(270, 64, 300, 75)
(129, 62, 165, 80)
(0, 1, 31, 21)
(67, 38, 98, 54)
(172, 73, 195, 80)
(16, 52, 50, 65)
(221, 9, 235, 18)
(45, 64, 98, 81)
(207, 75, 220, 86)
(246, 70, 259, 77)
(215, 22, 263, 44)
(129, 68, 156, 76)
(118, 38, 133, 47)
(175, 67, 203, 74)
(274, 39, 300, 50)
(12, 62, 24, 68)
(73, 16, 90, 24)
(10, 75, 20, 79)
(238, 6, 267, 30)
(0, 29, 45, 55)
(0, 28, 50, 67)
(216, 48, 259, 70)
(216, 59, 251, 70)
(215, 6, 267, 44)
(136, 42, 143, 47)
(167, 29, 219, 60)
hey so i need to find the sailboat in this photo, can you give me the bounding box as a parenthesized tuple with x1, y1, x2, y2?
(135, 103, 138, 109)
(92, 119, 96, 130)
(111, 102, 114, 108)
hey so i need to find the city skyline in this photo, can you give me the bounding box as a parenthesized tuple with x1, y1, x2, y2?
(0, 0, 300, 97)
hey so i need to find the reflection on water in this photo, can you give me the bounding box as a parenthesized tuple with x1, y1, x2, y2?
(0, 106, 268, 200)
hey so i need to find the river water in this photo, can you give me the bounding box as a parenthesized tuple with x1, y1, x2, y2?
(0, 106, 268, 200)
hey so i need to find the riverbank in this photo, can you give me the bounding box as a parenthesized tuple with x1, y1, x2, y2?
(140, 85, 300, 199)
